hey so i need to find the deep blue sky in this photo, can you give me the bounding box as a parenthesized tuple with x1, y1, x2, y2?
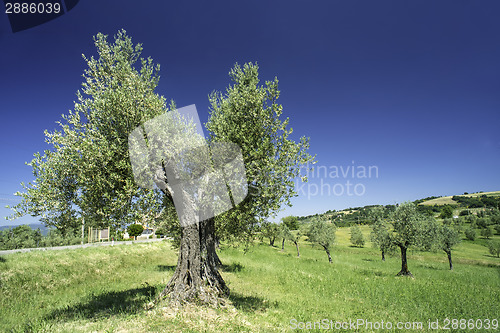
(1, 0, 499, 226)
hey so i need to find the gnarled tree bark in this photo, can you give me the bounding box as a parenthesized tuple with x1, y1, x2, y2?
(157, 217, 228, 306)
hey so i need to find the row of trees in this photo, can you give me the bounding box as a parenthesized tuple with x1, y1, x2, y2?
(259, 216, 336, 262)
(264, 202, 500, 276)
(452, 195, 500, 209)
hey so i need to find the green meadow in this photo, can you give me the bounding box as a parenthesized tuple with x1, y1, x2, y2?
(0, 226, 499, 332)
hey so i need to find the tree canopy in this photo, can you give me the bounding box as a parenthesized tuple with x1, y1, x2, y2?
(390, 202, 438, 276)
(307, 220, 336, 263)
(8, 30, 166, 232)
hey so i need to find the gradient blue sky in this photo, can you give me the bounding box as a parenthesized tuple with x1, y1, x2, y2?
(1, 0, 499, 226)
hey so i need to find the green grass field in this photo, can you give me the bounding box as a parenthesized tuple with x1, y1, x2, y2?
(0, 227, 499, 332)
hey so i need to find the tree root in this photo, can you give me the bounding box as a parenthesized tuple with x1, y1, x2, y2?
(396, 270, 414, 278)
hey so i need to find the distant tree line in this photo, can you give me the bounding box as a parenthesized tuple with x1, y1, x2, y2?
(452, 195, 500, 209)
(0, 225, 81, 250)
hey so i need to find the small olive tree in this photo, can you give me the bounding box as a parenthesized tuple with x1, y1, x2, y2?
(464, 226, 477, 241)
(278, 223, 290, 251)
(390, 202, 438, 277)
(370, 216, 394, 261)
(260, 221, 279, 246)
(439, 224, 461, 270)
(286, 229, 302, 257)
(307, 220, 336, 263)
(282, 216, 299, 230)
(481, 226, 494, 239)
(350, 225, 365, 247)
(487, 240, 500, 258)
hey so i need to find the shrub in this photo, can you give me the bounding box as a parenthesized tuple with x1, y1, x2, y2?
(464, 227, 477, 241)
(439, 205, 454, 219)
(127, 224, 144, 240)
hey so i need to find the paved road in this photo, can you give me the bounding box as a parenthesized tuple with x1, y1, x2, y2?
(0, 238, 169, 256)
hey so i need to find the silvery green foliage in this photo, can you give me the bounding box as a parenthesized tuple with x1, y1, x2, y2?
(206, 63, 315, 239)
(9, 35, 314, 248)
(350, 225, 365, 247)
(307, 220, 336, 249)
(8, 30, 166, 229)
(128, 105, 248, 227)
(390, 202, 439, 251)
(439, 224, 461, 253)
(370, 215, 395, 256)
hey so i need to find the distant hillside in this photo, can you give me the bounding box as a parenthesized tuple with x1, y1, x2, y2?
(0, 223, 52, 236)
(419, 191, 500, 206)
(296, 190, 500, 226)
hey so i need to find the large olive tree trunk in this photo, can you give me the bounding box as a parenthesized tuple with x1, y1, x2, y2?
(158, 217, 228, 306)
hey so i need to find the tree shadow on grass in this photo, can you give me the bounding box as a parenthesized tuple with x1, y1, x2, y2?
(221, 262, 244, 272)
(228, 292, 276, 313)
(0, 256, 6, 263)
(157, 264, 176, 272)
(483, 254, 500, 260)
(44, 285, 157, 322)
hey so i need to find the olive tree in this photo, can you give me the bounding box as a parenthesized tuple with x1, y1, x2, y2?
(259, 221, 278, 246)
(350, 225, 365, 247)
(279, 223, 301, 257)
(370, 216, 394, 261)
(282, 215, 299, 230)
(390, 202, 438, 277)
(289, 230, 301, 257)
(487, 240, 500, 258)
(464, 226, 477, 241)
(439, 224, 461, 270)
(278, 222, 290, 251)
(481, 226, 494, 239)
(307, 220, 336, 263)
(9, 33, 314, 306)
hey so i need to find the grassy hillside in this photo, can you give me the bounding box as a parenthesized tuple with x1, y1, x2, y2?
(419, 191, 500, 206)
(1, 229, 499, 332)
